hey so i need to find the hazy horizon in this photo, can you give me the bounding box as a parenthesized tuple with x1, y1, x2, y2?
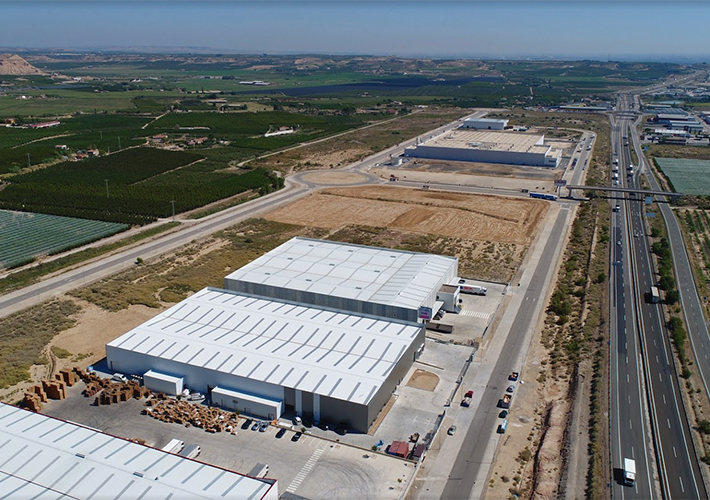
(1, 1, 709, 63)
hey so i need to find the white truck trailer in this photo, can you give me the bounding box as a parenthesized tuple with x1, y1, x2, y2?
(623, 458, 636, 486)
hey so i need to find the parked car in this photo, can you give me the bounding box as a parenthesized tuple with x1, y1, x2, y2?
(275, 428, 287, 439)
(259, 421, 269, 432)
(499, 410, 508, 419)
(251, 421, 260, 431)
(447, 425, 457, 436)
(506, 385, 515, 393)
(292, 432, 303, 442)
(241, 419, 253, 430)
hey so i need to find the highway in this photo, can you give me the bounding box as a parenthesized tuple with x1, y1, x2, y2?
(609, 111, 656, 500)
(611, 93, 706, 499)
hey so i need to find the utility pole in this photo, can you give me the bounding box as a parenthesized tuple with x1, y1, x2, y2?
(118, 136, 121, 150)
(170, 200, 175, 221)
(27, 153, 31, 168)
(104, 179, 109, 198)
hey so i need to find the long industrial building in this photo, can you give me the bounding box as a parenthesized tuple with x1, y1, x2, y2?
(403, 129, 561, 167)
(107, 287, 425, 432)
(105, 238, 457, 432)
(0, 402, 277, 500)
(224, 237, 459, 322)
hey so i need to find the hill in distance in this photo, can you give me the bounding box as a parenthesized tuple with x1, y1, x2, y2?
(0, 53, 44, 75)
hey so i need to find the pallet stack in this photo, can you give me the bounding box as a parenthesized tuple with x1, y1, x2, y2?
(94, 380, 149, 406)
(143, 399, 240, 434)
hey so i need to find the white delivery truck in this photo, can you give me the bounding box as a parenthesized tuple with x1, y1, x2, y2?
(623, 458, 636, 486)
(248, 463, 270, 478)
(178, 444, 201, 459)
(460, 284, 487, 296)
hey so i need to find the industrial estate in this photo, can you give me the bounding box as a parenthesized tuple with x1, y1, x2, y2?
(2, 47, 710, 500)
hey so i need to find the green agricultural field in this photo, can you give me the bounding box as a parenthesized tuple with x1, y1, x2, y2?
(0, 209, 128, 269)
(0, 147, 281, 224)
(655, 157, 710, 195)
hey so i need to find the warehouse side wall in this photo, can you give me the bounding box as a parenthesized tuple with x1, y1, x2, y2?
(404, 144, 554, 167)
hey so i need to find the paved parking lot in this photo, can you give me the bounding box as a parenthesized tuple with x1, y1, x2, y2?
(42, 386, 413, 500)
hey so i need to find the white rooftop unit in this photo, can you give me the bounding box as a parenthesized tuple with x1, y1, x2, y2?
(224, 237, 458, 322)
(0, 402, 277, 500)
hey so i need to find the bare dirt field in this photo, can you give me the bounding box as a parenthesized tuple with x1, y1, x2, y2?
(266, 186, 547, 245)
(406, 369, 440, 392)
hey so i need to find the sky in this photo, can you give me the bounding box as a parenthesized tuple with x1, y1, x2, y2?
(1, 1, 709, 62)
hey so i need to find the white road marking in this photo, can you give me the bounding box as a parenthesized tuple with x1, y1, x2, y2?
(460, 310, 491, 319)
(673, 446, 677, 458)
(680, 477, 685, 493)
(663, 394, 666, 404)
(286, 447, 324, 493)
(667, 418, 671, 429)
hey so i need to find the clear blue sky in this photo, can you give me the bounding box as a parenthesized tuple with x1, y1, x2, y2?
(1, 1, 708, 61)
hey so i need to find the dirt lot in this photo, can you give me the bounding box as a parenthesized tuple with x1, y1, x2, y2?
(267, 186, 547, 246)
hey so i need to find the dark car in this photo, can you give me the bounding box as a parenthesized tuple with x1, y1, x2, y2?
(275, 428, 287, 439)
(291, 432, 303, 442)
(499, 410, 508, 418)
(241, 419, 253, 430)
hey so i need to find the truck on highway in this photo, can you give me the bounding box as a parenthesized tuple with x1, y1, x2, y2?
(613, 158, 619, 165)
(623, 458, 636, 486)
(460, 284, 487, 296)
(161, 439, 184, 454)
(648, 286, 661, 304)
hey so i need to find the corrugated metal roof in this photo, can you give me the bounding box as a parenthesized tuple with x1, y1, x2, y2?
(108, 288, 422, 406)
(0, 403, 275, 500)
(224, 238, 457, 310)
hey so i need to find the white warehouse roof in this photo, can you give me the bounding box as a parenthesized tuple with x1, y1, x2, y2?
(107, 287, 423, 406)
(224, 237, 457, 311)
(0, 403, 276, 500)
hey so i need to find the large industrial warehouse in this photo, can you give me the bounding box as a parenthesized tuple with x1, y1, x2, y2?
(0, 403, 278, 500)
(224, 237, 459, 322)
(106, 287, 426, 432)
(403, 129, 561, 167)
(105, 238, 456, 432)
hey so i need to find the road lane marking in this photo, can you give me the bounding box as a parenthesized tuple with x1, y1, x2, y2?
(627, 374, 629, 383)
(667, 418, 671, 429)
(673, 446, 677, 457)
(680, 477, 685, 493)
(659, 373, 662, 382)
(629, 419, 633, 430)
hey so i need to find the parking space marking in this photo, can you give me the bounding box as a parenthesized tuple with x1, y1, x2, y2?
(460, 310, 491, 319)
(286, 447, 324, 493)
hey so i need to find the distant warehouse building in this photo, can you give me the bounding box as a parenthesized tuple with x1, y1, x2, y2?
(404, 130, 561, 168)
(461, 117, 508, 130)
(107, 287, 426, 433)
(0, 403, 277, 500)
(224, 237, 459, 322)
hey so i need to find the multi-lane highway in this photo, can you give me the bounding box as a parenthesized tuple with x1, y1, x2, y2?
(610, 94, 706, 499)
(610, 111, 656, 500)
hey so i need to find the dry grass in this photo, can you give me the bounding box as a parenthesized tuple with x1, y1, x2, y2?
(0, 300, 82, 389)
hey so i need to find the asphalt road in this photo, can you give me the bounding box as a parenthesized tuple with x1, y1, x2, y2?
(610, 112, 656, 500)
(441, 209, 569, 500)
(613, 94, 706, 499)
